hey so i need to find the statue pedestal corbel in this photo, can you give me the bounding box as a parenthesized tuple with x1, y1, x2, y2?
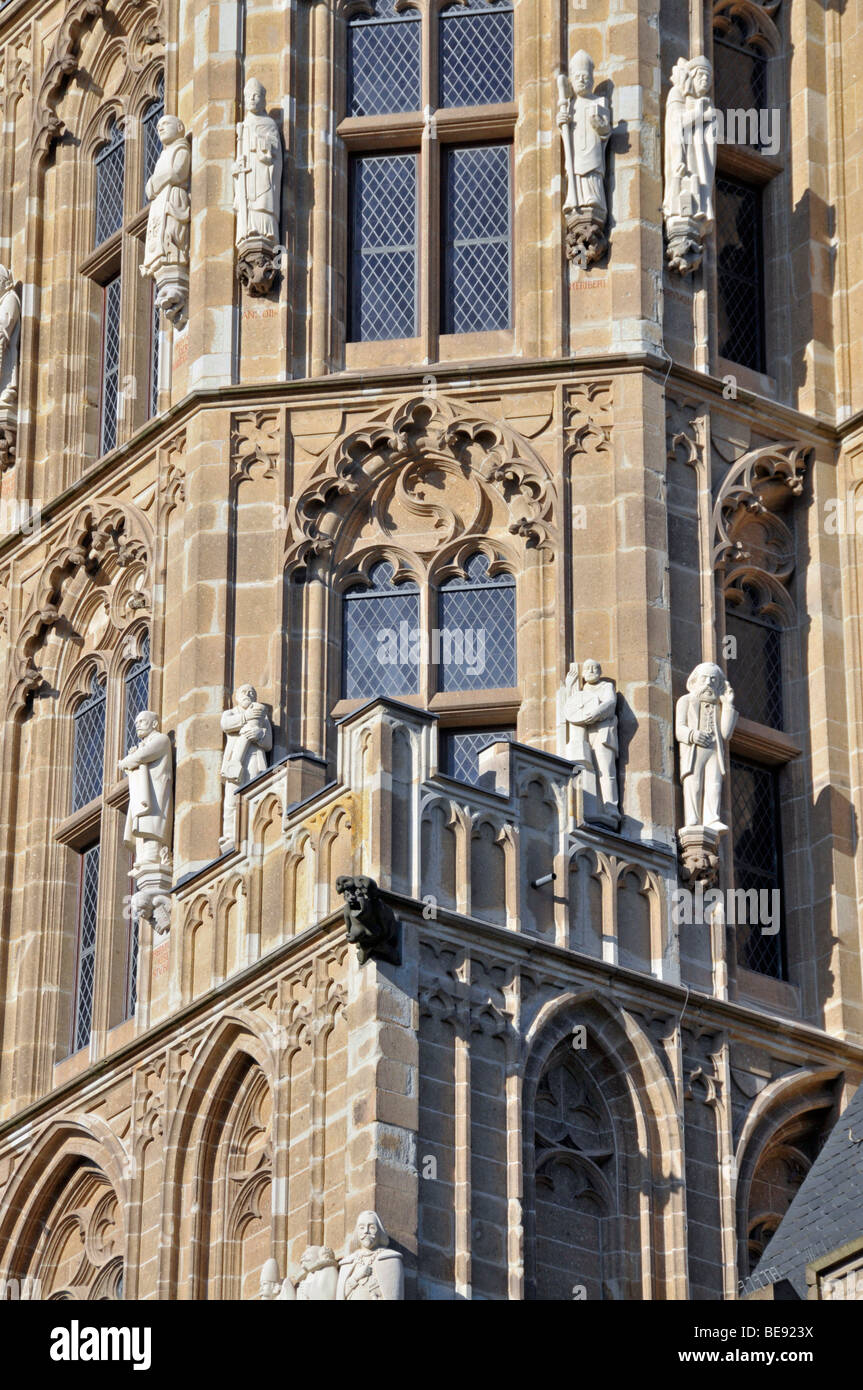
(677, 824, 720, 889)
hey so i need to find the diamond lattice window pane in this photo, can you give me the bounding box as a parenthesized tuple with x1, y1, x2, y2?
(439, 0, 513, 108)
(350, 154, 418, 341)
(100, 275, 122, 456)
(141, 79, 165, 202)
(725, 606, 783, 730)
(442, 145, 511, 334)
(94, 121, 126, 247)
(127, 864, 139, 1017)
(74, 843, 100, 1053)
(443, 727, 514, 789)
(716, 175, 765, 372)
(438, 553, 516, 691)
(349, 0, 421, 116)
(124, 634, 151, 753)
(343, 561, 421, 698)
(731, 758, 784, 980)
(72, 673, 106, 811)
(150, 288, 160, 419)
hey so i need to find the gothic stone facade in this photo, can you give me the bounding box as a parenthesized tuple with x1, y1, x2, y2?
(0, 0, 862, 1301)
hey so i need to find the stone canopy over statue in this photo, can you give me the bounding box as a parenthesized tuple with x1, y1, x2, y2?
(555, 50, 612, 266)
(140, 115, 192, 327)
(233, 78, 283, 295)
(663, 56, 718, 275)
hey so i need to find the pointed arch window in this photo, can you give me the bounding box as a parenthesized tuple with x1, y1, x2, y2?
(85, 76, 166, 460)
(725, 582, 783, 730)
(141, 77, 165, 198)
(124, 633, 151, 752)
(343, 560, 421, 698)
(94, 120, 126, 249)
(437, 552, 515, 691)
(72, 672, 107, 812)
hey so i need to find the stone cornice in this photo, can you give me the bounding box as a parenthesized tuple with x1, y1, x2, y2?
(1, 895, 862, 1149)
(0, 352, 838, 563)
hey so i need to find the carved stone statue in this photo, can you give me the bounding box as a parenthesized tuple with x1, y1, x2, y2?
(219, 684, 272, 850)
(337, 1212, 404, 1301)
(663, 56, 718, 274)
(556, 51, 612, 266)
(676, 662, 737, 831)
(119, 710, 174, 933)
(233, 78, 283, 295)
(563, 660, 620, 828)
(141, 115, 192, 327)
(0, 265, 20, 472)
(335, 875, 401, 966)
(294, 1246, 339, 1301)
(259, 1258, 282, 1299)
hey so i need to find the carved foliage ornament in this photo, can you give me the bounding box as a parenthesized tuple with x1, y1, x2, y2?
(284, 394, 558, 570)
(712, 442, 810, 569)
(7, 501, 153, 714)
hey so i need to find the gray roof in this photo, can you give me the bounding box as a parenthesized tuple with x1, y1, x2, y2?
(749, 1082, 863, 1299)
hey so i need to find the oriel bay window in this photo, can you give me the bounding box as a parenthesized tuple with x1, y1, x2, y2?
(341, 0, 515, 360)
(341, 550, 517, 785)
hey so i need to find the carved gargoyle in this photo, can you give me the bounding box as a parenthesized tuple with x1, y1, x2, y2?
(335, 874, 401, 966)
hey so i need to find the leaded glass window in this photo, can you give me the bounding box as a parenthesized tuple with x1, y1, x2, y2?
(731, 757, 785, 980)
(349, 153, 418, 341)
(714, 17, 769, 138)
(141, 79, 165, 200)
(94, 121, 126, 248)
(442, 727, 514, 789)
(716, 175, 766, 373)
(124, 634, 151, 753)
(100, 274, 122, 455)
(149, 288, 160, 419)
(437, 553, 516, 691)
(348, 0, 421, 117)
(725, 590, 783, 729)
(442, 144, 511, 334)
(439, 0, 513, 109)
(343, 560, 421, 698)
(126, 861, 139, 1018)
(73, 843, 100, 1052)
(72, 673, 107, 812)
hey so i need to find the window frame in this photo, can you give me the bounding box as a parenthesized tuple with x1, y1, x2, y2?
(79, 71, 166, 461)
(709, 8, 787, 388)
(338, 0, 517, 367)
(334, 549, 520, 779)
